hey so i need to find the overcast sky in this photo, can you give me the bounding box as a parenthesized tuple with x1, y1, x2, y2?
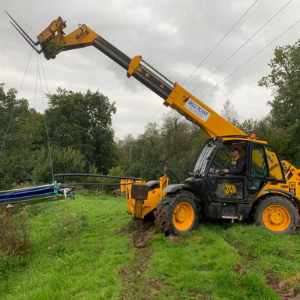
(1, 0, 300, 140)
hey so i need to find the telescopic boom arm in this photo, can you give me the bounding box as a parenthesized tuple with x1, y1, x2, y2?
(7, 13, 246, 138)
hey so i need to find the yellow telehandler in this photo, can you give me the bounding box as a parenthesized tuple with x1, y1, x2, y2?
(8, 13, 300, 235)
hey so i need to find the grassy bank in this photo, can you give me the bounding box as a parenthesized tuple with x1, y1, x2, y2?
(1, 195, 300, 299)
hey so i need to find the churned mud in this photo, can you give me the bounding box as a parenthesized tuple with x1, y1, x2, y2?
(115, 227, 128, 235)
(169, 235, 180, 243)
(266, 277, 300, 300)
(116, 219, 165, 299)
(233, 263, 247, 275)
(132, 229, 155, 249)
(115, 219, 155, 249)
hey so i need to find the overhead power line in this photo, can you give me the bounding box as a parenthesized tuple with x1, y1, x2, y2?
(191, 0, 292, 93)
(137, 0, 260, 137)
(182, 0, 258, 86)
(131, 1, 293, 137)
(199, 17, 300, 99)
(134, 105, 164, 137)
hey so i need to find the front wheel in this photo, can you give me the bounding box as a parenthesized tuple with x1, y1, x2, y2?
(254, 196, 299, 235)
(155, 193, 198, 235)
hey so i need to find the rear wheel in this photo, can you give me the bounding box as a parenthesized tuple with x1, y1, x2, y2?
(255, 196, 299, 235)
(155, 193, 198, 235)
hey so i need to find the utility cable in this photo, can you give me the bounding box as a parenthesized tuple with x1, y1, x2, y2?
(182, 0, 258, 86)
(136, 0, 259, 136)
(135, 105, 164, 136)
(37, 56, 55, 182)
(40, 58, 68, 181)
(0, 49, 33, 157)
(191, 0, 292, 93)
(26, 54, 40, 182)
(199, 17, 300, 99)
(135, 0, 293, 138)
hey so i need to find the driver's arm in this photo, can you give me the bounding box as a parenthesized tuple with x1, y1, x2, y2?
(228, 157, 245, 174)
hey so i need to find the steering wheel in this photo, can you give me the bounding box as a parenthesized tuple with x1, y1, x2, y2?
(213, 162, 224, 170)
(212, 162, 225, 174)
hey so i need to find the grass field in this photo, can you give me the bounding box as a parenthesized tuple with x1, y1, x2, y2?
(1, 194, 300, 300)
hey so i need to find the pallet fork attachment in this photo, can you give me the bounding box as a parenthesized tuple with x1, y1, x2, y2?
(6, 11, 43, 54)
(6, 12, 99, 60)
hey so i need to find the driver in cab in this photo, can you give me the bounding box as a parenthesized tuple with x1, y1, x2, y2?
(222, 146, 245, 175)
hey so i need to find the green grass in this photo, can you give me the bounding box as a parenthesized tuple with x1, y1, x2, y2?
(1, 195, 300, 299)
(0, 195, 134, 300)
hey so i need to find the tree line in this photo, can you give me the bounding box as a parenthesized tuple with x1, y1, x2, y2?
(0, 40, 299, 191)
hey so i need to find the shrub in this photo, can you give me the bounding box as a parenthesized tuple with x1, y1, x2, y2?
(0, 205, 29, 256)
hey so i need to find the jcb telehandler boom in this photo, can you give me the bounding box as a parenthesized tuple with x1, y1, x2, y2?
(9, 13, 300, 235)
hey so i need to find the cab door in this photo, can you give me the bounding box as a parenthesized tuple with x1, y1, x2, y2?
(248, 143, 285, 191)
(205, 141, 247, 202)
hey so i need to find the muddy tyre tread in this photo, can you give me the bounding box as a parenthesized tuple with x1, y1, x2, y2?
(155, 196, 175, 235)
(155, 192, 199, 235)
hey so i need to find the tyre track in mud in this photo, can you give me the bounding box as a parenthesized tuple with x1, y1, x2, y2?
(116, 220, 300, 299)
(115, 220, 165, 300)
(221, 230, 300, 300)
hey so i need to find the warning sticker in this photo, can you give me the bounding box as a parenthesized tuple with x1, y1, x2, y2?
(184, 99, 210, 122)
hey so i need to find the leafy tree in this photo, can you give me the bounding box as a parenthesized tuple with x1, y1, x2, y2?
(46, 88, 119, 174)
(117, 134, 136, 176)
(160, 112, 206, 181)
(258, 40, 300, 128)
(221, 99, 240, 126)
(258, 40, 300, 166)
(0, 84, 44, 188)
(131, 123, 163, 180)
(32, 146, 87, 183)
(238, 118, 258, 136)
(220, 99, 290, 163)
(118, 112, 206, 182)
(118, 123, 165, 180)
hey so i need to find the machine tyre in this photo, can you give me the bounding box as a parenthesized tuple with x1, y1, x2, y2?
(155, 193, 198, 235)
(255, 196, 299, 235)
(155, 197, 173, 235)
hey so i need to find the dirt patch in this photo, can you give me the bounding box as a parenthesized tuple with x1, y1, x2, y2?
(115, 219, 156, 249)
(238, 250, 257, 261)
(233, 263, 247, 275)
(118, 243, 154, 281)
(190, 293, 212, 299)
(129, 219, 153, 232)
(192, 236, 203, 244)
(118, 219, 159, 299)
(118, 245, 152, 281)
(116, 219, 156, 249)
(288, 274, 300, 286)
(115, 219, 150, 236)
(266, 277, 300, 299)
(115, 227, 128, 235)
(145, 278, 165, 294)
(118, 267, 131, 277)
(169, 235, 180, 243)
(132, 230, 156, 249)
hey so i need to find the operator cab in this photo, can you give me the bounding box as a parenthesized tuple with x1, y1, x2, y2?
(188, 138, 285, 220)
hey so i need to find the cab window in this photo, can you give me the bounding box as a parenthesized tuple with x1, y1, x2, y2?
(250, 144, 284, 181)
(251, 145, 267, 177)
(265, 146, 284, 181)
(209, 141, 246, 174)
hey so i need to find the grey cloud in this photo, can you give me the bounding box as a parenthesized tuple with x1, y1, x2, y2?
(1, 0, 299, 139)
